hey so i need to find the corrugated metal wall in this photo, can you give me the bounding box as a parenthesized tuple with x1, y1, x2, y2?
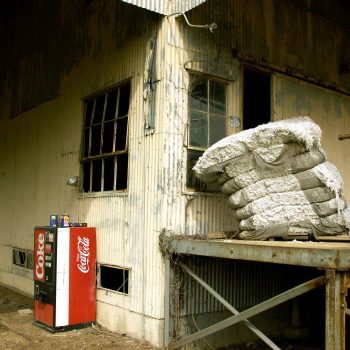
(181, 257, 285, 315)
(0, 0, 167, 334)
(183, 0, 350, 92)
(160, 13, 240, 238)
(273, 74, 350, 198)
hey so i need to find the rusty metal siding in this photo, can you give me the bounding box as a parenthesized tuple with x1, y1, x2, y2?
(161, 13, 239, 238)
(181, 256, 285, 315)
(273, 74, 350, 199)
(182, 0, 350, 92)
(77, 195, 128, 266)
(184, 196, 237, 236)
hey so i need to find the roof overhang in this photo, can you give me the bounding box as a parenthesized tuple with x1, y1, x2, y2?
(120, 0, 207, 15)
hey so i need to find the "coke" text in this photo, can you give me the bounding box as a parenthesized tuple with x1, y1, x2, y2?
(35, 233, 45, 280)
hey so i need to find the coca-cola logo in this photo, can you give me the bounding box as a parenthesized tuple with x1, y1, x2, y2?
(35, 233, 45, 280)
(77, 236, 90, 273)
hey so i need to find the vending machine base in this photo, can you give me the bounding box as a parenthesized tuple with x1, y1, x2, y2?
(33, 226, 96, 331)
(33, 319, 96, 333)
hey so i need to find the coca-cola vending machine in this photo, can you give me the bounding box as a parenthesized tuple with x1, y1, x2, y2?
(33, 226, 96, 331)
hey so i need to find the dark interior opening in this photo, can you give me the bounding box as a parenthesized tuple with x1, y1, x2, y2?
(90, 124, 101, 156)
(104, 157, 115, 191)
(105, 90, 118, 120)
(100, 265, 129, 294)
(116, 154, 128, 190)
(116, 117, 128, 151)
(13, 250, 26, 266)
(83, 161, 91, 192)
(118, 84, 131, 117)
(243, 69, 271, 130)
(91, 159, 102, 192)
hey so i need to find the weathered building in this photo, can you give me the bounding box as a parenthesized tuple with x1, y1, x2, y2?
(0, 0, 350, 348)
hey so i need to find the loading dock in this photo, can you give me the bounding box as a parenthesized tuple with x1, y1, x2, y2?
(163, 236, 350, 349)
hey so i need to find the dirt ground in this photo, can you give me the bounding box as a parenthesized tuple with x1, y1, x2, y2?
(0, 284, 157, 350)
(0, 284, 326, 350)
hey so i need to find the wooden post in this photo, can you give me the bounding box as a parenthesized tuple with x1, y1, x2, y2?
(325, 270, 347, 350)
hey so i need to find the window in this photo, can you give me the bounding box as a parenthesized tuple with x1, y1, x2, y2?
(187, 75, 227, 190)
(98, 265, 129, 294)
(81, 83, 130, 192)
(13, 248, 34, 269)
(243, 69, 271, 130)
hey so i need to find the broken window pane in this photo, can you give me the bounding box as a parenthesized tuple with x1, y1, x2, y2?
(92, 159, 102, 192)
(190, 78, 207, 112)
(90, 124, 101, 156)
(116, 154, 128, 190)
(83, 161, 91, 192)
(85, 99, 94, 127)
(104, 157, 115, 191)
(189, 110, 208, 149)
(83, 128, 90, 157)
(93, 95, 105, 124)
(118, 84, 130, 117)
(209, 80, 226, 115)
(116, 117, 127, 151)
(102, 121, 115, 153)
(105, 90, 118, 121)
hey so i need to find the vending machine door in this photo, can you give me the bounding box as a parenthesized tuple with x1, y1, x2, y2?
(55, 227, 70, 327)
(68, 227, 96, 325)
(33, 227, 56, 327)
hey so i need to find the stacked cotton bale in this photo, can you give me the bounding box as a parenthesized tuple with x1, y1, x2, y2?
(193, 117, 350, 240)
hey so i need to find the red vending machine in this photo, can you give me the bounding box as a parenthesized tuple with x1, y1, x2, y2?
(33, 226, 96, 331)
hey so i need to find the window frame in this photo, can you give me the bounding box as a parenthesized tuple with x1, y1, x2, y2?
(12, 248, 34, 269)
(186, 73, 231, 192)
(80, 81, 131, 194)
(97, 264, 130, 295)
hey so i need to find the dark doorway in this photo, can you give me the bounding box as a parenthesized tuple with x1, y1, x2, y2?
(243, 69, 271, 130)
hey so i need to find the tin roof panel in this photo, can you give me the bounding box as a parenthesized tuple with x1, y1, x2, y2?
(120, 0, 207, 15)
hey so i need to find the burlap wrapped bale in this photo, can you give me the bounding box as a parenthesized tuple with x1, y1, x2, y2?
(194, 117, 322, 183)
(193, 117, 350, 240)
